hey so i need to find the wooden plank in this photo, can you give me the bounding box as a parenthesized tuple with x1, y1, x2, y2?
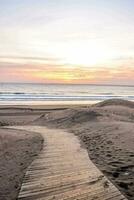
(9, 126, 127, 200)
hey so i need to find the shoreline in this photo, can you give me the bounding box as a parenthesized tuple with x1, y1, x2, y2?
(0, 100, 97, 109)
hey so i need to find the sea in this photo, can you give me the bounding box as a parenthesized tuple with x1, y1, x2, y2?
(0, 83, 134, 105)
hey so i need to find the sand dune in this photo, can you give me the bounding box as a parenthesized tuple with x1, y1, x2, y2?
(94, 99, 134, 108)
(32, 99, 134, 199)
(0, 99, 134, 199)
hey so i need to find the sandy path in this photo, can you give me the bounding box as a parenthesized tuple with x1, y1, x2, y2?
(9, 126, 127, 200)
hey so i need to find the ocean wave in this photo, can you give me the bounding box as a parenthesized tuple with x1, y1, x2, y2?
(0, 83, 134, 102)
(0, 94, 134, 101)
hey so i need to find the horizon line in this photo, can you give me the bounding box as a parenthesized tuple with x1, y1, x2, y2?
(0, 82, 134, 87)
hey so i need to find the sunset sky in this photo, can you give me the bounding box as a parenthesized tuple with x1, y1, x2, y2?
(0, 0, 134, 85)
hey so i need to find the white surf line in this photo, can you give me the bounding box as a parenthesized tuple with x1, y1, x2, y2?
(10, 126, 127, 200)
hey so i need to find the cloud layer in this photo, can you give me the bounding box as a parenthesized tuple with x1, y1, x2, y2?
(0, 0, 134, 84)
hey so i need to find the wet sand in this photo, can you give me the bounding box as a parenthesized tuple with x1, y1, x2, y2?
(0, 99, 134, 199)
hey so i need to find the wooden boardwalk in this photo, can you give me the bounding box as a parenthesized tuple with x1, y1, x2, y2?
(11, 126, 127, 200)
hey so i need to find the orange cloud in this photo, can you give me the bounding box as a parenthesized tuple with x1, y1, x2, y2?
(0, 65, 133, 85)
(0, 56, 134, 85)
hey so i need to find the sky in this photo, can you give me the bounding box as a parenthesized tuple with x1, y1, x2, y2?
(0, 0, 134, 85)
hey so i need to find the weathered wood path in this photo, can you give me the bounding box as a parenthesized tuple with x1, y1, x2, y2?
(11, 126, 127, 200)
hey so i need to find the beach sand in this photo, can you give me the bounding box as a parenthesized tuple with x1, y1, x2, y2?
(0, 128, 43, 200)
(0, 99, 134, 199)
